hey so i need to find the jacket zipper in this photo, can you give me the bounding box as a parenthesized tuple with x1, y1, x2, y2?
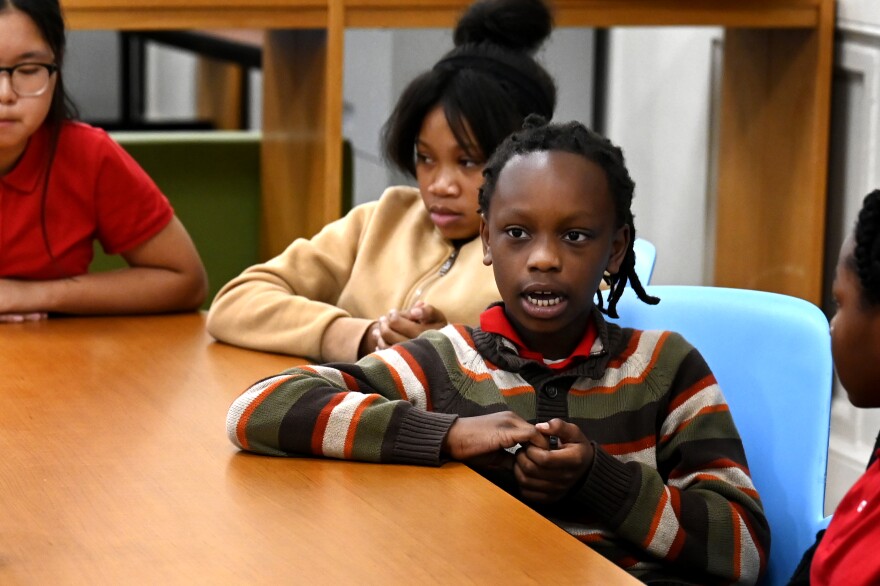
(410, 248, 460, 305)
(438, 248, 459, 276)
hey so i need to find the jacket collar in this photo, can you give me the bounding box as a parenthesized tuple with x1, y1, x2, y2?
(472, 304, 626, 383)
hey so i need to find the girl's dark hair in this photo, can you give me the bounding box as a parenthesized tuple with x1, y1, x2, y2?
(479, 115, 660, 318)
(3, 0, 76, 127)
(2, 0, 78, 273)
(850, 189, 880, 306)
(382, 0, 556, 176)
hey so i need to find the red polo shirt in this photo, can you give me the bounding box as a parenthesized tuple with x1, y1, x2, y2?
(811, 449, 880, 585)
(0, 121, 173, 280)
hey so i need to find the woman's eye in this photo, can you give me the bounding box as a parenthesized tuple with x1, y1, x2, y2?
(415, 153, 433, 164)
(505, 227, 528, 239)
(460, 158, 480, 168)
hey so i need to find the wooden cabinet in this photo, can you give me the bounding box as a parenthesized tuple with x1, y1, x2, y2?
(62, 0, 835, 303)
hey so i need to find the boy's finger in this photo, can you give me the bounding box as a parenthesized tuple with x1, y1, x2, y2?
(538, 418, 585, 443)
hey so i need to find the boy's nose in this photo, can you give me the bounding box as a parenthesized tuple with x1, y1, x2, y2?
(528, 238, 561, 271)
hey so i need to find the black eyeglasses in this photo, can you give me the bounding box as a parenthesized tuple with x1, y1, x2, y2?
(0, 63, 58, 97)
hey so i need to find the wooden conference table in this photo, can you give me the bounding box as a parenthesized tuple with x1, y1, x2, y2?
(0, 313, 640, 584)
(60, 0, 835, 305)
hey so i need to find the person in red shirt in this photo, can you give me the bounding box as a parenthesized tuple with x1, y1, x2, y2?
(0, 0, 207, 322)
(788, 189, 880, 585)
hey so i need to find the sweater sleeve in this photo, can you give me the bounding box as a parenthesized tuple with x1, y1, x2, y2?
(226, 341, 458, 466)
(571, 336, 770, 585)
(206, 201, 378, 362)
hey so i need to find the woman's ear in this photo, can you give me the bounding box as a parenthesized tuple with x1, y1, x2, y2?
(480, 215, 493, 266)
(606, 224, 630, 275)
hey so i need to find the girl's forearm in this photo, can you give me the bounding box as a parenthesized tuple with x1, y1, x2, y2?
(0, 266, 207, 315)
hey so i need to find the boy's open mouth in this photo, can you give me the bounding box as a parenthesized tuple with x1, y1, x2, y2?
(524, 291, 564, 307)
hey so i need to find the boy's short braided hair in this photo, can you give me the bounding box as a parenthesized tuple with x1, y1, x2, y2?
(478, 115, 659, 318)
(852, 189, 880, 306)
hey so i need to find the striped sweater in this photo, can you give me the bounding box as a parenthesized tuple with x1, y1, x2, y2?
(228, 308, 770, 584)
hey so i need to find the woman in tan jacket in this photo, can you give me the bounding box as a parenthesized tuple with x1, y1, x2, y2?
(207, 0, 557, 362)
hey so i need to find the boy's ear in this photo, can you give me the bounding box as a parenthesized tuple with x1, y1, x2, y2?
(606, 224, 630, 275)
(480, 215, 493, 266)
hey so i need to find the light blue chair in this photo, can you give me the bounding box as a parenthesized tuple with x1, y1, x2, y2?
(611, 285, 833, 586)
(632, 237, 657, 285)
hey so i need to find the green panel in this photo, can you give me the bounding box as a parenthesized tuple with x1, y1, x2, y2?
(92, 131, 262, 309)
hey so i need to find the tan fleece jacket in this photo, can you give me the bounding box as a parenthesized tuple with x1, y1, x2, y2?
(206, 186, 500, 362)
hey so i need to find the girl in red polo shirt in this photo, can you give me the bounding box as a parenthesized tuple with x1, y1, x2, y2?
(0, 0, 207, 322)
(788, 189, 880, 585)
(809, 190, 880, 585)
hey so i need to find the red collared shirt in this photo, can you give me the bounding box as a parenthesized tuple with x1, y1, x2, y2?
(0, 121, 173, 280)
(479, 304, 598, 370)
(811, 448, 880, 585)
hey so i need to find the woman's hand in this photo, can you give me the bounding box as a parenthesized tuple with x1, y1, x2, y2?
(374, 302, 448, 349)
(358, 321, 380, 358)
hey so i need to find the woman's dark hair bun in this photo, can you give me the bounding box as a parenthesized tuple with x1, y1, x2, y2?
(453, 0, 553, 53)
(522, 113, 548, 129)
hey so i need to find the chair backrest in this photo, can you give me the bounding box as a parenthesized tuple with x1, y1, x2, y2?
(611, 285, 832, 586)
(93, 131, 262, 308)
(632, 237, 657, 285)
(93, 132, 356, 308)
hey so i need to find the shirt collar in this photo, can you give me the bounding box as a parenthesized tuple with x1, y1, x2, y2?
(479, 304, 599, 370)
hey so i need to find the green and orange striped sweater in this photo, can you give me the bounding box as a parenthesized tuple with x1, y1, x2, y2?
(227, 308, 769, 584)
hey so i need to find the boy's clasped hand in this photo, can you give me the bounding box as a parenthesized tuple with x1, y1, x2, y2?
(443, 413, 595, 504)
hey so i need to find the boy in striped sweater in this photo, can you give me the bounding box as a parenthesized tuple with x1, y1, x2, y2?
(227, 118, 770, 584)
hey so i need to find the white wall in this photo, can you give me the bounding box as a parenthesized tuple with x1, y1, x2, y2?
(606, 27, 722, 287)
(144, 44, 263, 128)
(343, 30, 398, 205)
(145, 44, 197, 121)
(65, 31, 119, 121)
(838, 1, 880, 32)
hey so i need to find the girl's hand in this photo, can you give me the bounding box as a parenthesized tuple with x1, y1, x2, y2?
(401, 301, 447, 329)
(0, 312, 48, 323)
(357, 321, 381, 358)
(514, 419, 595, 504)
(0, 278, 45, 315)
(375, 302, 448, 349)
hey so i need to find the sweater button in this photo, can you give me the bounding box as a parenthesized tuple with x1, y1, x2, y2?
(546, 386, 558, 398)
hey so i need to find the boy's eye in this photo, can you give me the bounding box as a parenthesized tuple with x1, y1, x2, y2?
(505, 227, 528, 239)
(562, 230, 590, 242)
